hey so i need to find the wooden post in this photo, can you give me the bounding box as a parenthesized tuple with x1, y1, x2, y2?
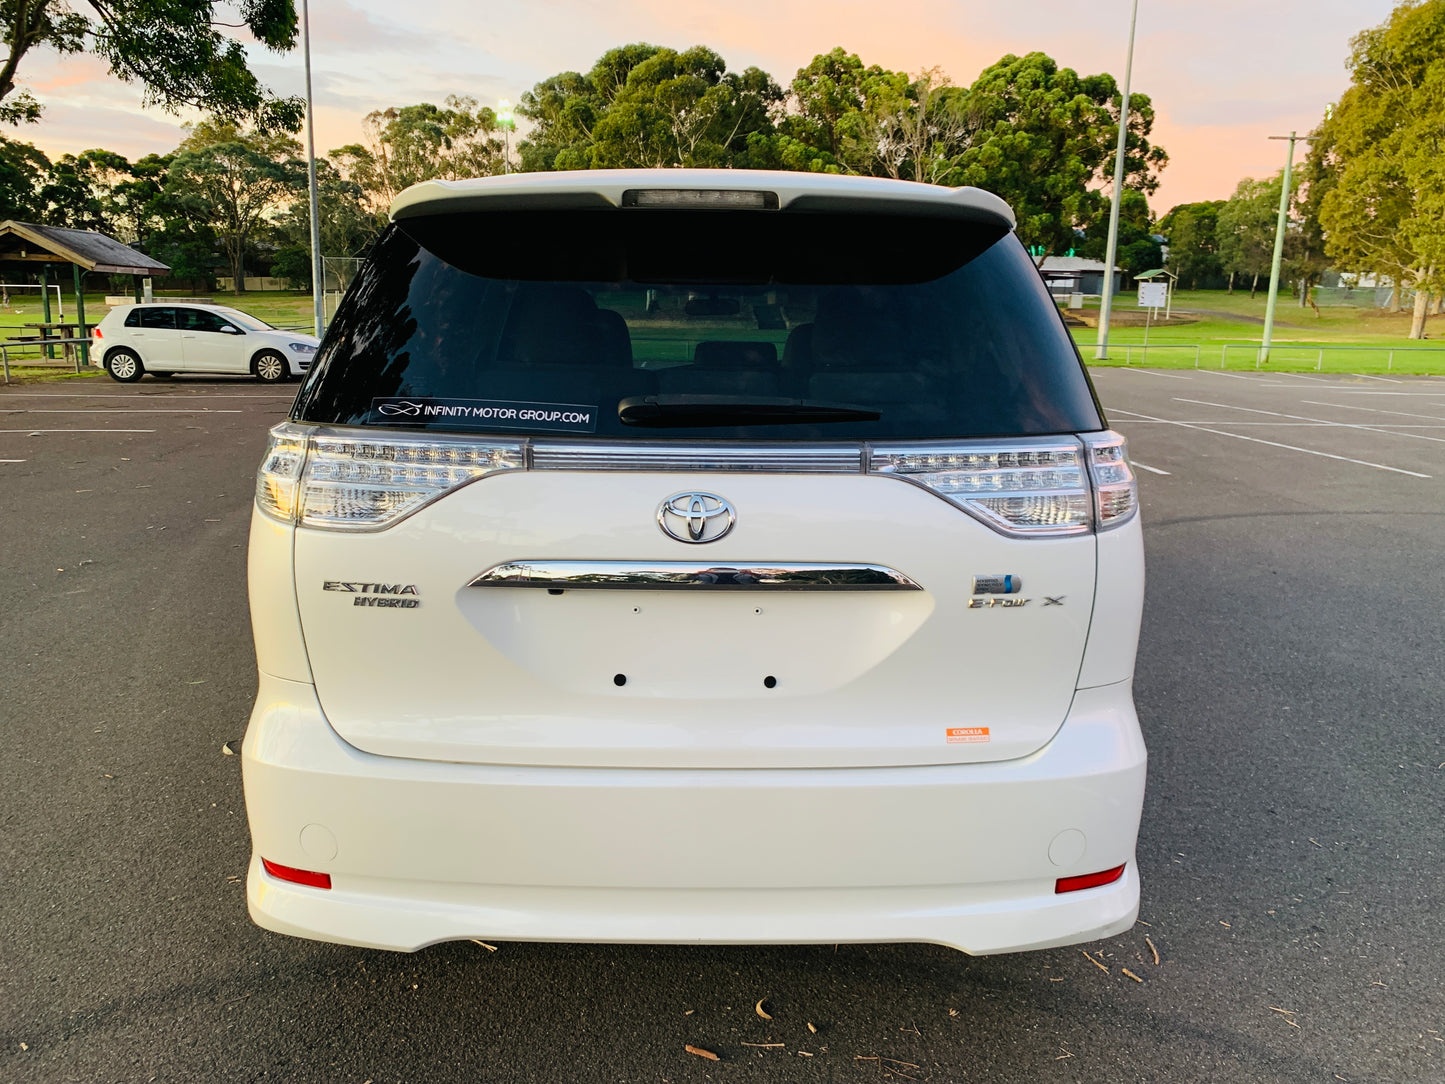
(73, 264, 89, 369)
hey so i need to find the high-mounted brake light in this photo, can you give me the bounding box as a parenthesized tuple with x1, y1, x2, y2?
(1055, 864, 1126, 894)
(262, 858, 332, 890)
(621, 188, 778, 210)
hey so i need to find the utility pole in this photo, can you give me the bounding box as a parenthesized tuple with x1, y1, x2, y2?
(302, 0, 324, 338)
(1259, 132, 1314, 365)
(1095, 0, 1141, 361)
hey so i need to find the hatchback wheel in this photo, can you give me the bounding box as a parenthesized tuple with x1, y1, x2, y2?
(254, 351, 288, 383)
(105, 349, 144, 382)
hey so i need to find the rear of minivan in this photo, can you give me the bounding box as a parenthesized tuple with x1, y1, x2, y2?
(243, 170, 1146, 955)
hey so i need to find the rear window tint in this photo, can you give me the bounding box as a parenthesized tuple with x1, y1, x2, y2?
(294, 210, 1102, 441)
(131, 307, 176, 330)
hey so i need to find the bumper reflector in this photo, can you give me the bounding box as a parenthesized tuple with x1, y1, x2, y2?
(262, 858, 332, 890)
(1055, 864, 1126, 894)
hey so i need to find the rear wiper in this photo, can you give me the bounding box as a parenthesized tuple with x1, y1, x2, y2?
(618, 395, 881, 428)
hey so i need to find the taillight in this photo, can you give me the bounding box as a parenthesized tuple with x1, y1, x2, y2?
(92, 327, 103, 339)
(869, 440, 1091, 536)
(255, 422, 525, 531)
(869, 432, 1139, 537)
(1082, 432, 1138, 529)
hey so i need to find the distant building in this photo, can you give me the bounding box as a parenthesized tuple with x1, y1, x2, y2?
(1036, 256, 1122, 298)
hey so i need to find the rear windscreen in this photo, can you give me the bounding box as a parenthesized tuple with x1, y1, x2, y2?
(293, 209, 1102, 441)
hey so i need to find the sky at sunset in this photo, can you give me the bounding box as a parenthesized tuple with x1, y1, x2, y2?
(12, 0, 1402, 214)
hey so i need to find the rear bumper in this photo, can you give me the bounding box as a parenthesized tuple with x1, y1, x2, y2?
(242, 677, 1146, 955)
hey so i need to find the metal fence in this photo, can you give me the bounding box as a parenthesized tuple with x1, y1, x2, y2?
(321, 257, 365, 328)
(1102, 341, 1445, 373)
(1314, 286, 1395, 308)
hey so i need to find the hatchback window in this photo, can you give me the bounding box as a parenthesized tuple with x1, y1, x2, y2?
(134, 307, 176, 330)
(296, 209, 1101, 441)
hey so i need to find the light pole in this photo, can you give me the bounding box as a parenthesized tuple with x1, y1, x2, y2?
(1259, 132, 1314, 365)
(1095, 0, 1140, 361)
(497, 98, 515, 174)
(302, 0, 324, 338)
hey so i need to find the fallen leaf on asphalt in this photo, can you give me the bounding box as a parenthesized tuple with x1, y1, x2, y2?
(1146, 936, 1160, 965)
(685, 1045, 719, 1061)
(755, 998, 772, 1020)
(808, 1021, 818, 1033)
(1121, 968, 1143, 983)
(221, 741, 240, 756)
(468, 939, 498, 951)
(741, 1042, 785, 1048)
(1081, 950, 1109, 974)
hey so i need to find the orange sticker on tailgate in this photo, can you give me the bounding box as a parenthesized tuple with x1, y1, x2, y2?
(946, 727, 990, 744)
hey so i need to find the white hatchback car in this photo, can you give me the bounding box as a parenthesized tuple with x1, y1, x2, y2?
(245, 169, 1147, 956)
(93, 302, 319, 382)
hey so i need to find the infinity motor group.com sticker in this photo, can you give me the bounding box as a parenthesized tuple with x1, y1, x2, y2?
(369, 397, 599, 433)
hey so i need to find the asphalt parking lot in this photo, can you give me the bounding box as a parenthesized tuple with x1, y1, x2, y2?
(2, 370, 1442, 1083)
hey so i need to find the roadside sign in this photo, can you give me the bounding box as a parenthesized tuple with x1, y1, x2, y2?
(1138, 282, 1168, 309)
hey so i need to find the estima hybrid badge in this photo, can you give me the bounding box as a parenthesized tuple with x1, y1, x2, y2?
(657, 492, 736, 544)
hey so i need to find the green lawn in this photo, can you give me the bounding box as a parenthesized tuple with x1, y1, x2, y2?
(5, 288, 1443, 381)
(1071, 289, 1445, 374)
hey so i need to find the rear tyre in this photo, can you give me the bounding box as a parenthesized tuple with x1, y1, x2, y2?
(254, 351, 288, 383)
(105, 349, 144, 383)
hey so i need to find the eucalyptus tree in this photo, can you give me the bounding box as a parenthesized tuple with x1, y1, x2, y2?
(166, 121, 304, 293)
(1311, 0, 1445, 338)
(0, 0, 302, 129)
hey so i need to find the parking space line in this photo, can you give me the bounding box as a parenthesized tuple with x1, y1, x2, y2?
(1194, 369, 1258, 381)
(0, 428, 156, 434)
(1113, 409, 1430, 478)
(1301, 400, 1445, 422)
(1173, 397, 1445, 446)
(0, 408, 243, 414)
(1351, 373, 1403, 383)
(1, 458, 25, 462)
(1131, 461, 1171, 475)
(1107, 368, 1192, 380)
(1114, 418, 1445, 427)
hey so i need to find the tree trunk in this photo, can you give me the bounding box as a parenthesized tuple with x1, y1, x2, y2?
(1407, 281, 1429, 340)
(1227, 270, 1235, 294)
(1249, 271, 1259, 299)
(1297, 278, 1306, 307)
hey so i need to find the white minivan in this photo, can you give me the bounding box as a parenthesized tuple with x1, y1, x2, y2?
(93, 302, 319, 381)
(245, 170, 1146, 956)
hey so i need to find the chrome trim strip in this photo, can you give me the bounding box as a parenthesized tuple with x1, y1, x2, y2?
(530, 441, 862, 473)
(468, 560, 922, 591)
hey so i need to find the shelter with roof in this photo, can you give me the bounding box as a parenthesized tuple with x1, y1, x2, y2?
(0, 220, 170, 368)
(1036, 255, 1121, 298)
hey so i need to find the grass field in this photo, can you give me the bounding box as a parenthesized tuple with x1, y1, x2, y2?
(1073, 288, 1445, 373)
(4, 287, 1443, 381)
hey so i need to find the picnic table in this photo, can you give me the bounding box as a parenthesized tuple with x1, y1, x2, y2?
(2, 323, 95, 382)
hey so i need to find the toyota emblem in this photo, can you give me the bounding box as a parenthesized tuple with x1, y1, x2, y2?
(657, 492, 736, 544)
